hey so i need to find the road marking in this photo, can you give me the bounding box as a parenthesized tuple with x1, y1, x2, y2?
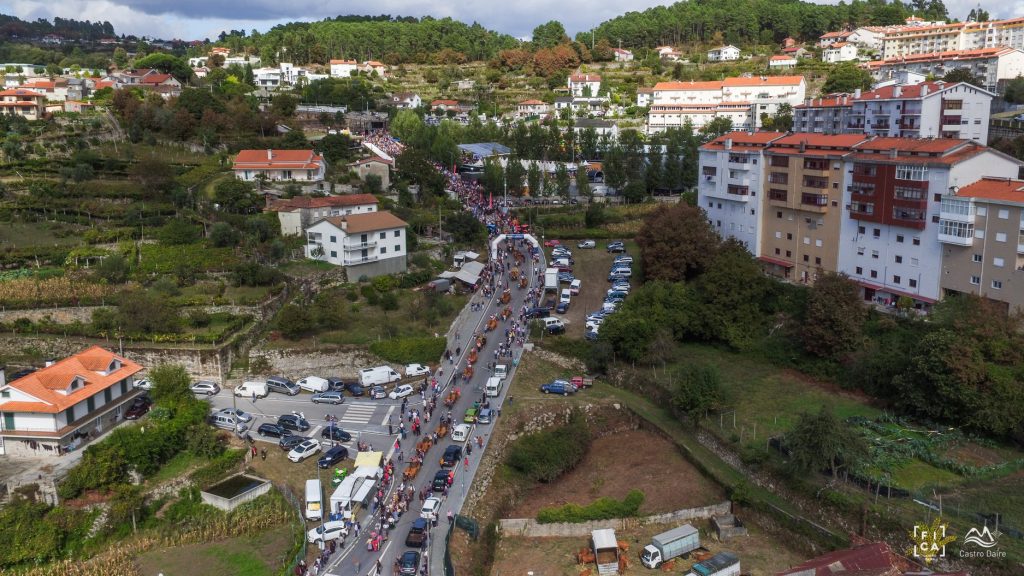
(310, 425, 322, 437)
(338, 404, 377, 424)
(381, 405, 395, 426)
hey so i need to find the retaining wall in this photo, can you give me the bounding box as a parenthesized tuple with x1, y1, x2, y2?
(497, 501, 732, 537)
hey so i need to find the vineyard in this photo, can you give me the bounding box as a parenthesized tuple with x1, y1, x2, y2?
(0, 274, 124, 309)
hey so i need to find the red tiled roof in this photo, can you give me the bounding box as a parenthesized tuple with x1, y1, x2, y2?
(795, 95, 852, 108)
(770, 55, 797, 61)
(431, 99, 459, 106)
(233, 149, 324, 170)
(709, 131, 785, 145)
(139, 73, 174, 85)
(776, 542, 912, 576)
(852, 137, 968, 154)
(518, 99, 545, 105)
(320, 210, 408, 233)
(613, 48, 631, 54)
(854, 81, 976, 100)
(351, 156, 393, 166)
(654, 80, 723, 91)
(569, 74, 601, 82)
(723, 75, 805, 87)
(267, 194, 379, 212)
(0, 89, 45, 98)
(827, 42, 851, 48)
(1, 346, 143, 414)
(22, 80, 55, 89)
(772, 133, 869, 148)
(330, 59, 357, 65)
(364, 61, 385, 67)
(870, 46, 1018, 68)
(956, 177, 1024, 204)
(820, 31, 852, 39)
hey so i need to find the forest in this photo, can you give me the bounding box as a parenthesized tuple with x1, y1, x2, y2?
(0, 14, 114, 41)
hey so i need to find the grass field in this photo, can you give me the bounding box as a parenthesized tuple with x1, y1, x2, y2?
(0, 221, 85, 248)
(135, 524, 294, 576)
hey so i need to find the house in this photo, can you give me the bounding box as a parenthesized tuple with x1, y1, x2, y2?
(21, 78, 68, 100)
(64, 100, 95, 113)
(192, 66, 210, 79)
(782, 37, 797, 48)
(568, 73, 602, 97)
(776, 541, 968, 576)
(349, 156, 393, 190)
(782, 46, 810, 59)
(647, 76, 806, 133)
(233, 149, 327, 182)
(223, 55, 260, 68)
(573, 118, 619, 140)
(769, 55, 798, 69)
(554, 96, 574, 111)
(266, 193, 379, 236)
(210, 46, 231, 56)
(330, 59, 358, 78)
(866, 47, 1024, 93)
(0, 346, 143, 456)
(0, 88, 47, 120)
(361, 61, 387, 76)
(819, 30, 853, 48)
(305, 211, 409, 278)
(516, 99, 549, 118)
(390, 92, 422, 109)
(707, 45, 741, 62)
(613, 48, 633, 62)
(137, 73, 182, 99)
(655, 46, 684, 61)
(117, 68, 161, 86)
(253, 66, 282, 88)
(431, 99, 462, 113)
(66, 78, 90, 101)
(822, 42, 858, 63)
(636, 87, 653, 107)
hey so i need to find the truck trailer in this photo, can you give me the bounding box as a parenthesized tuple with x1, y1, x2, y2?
(640, 523, 700, 568)
(544, 267, 558, 292)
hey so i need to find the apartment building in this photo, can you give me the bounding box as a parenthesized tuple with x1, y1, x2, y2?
(760, 134, 869, 283)
(867, 47, 1024, 93)
(838, 139, 1020, 309)
(647, 76, 806, 134)
(305, 211, 409, 278)
(883, 17, 1024, 59)
(793, 95, 852, 134)
(698, 131, 785, 255)
(851, 81, 992, 142)
(939, 177, 1024, 313)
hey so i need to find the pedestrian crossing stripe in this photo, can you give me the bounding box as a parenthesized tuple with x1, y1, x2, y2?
(338, 404, 377, 424)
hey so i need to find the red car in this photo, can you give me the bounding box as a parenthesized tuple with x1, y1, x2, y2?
(124, 396, 152, 420)
(543, 239, 561, 247)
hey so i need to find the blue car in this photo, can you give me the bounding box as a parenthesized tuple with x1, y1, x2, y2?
(540, 380, 575, 395)
(556, 301, 569, 314)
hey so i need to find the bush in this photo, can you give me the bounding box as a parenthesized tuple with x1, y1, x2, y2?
(276, 304, 313, 340)
(536, 490, 645, 523)
(506, 410, 590, 482)
(189, 448, 246, 487)
(209, 222, 240, 247)
(158, 219, 201, 245)
(397, 269, 434, 289)
(369, 336, 445, 364)
(231, 262, 283, 287)
(372, 275, 397, 292)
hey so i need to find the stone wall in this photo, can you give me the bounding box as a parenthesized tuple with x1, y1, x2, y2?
(0, 304, 264, 325)
(241, 345, 384, 384)
(497, 501, 732, 537)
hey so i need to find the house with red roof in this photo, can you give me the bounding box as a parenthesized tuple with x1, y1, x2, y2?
(304, 211, 409, 278)
(330, 59, 358, 78)
(823, 41, 859, 63)
(266, 193, 379, 236)
(648, 76, 806, 133)
(769, 55, 798, 69)
(867, 47, 1024, 93)
(233, 149, 327, 183)
(777, 541, 969, 576)
(516, 99, 549, 118)
(613, 48, 633, 62)
(0, 88, 47, 120)
(568, 73, 602, 97)
(0, 346, 144, 456)
(361, 61, 388, 76)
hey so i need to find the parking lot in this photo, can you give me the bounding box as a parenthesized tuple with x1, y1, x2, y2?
(543, 239, 636, 338)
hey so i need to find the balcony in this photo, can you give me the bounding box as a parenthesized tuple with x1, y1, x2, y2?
(938, 231, 973, 246)
(343, 240, 377, 251)
(343, 255, 379, 265)
(1018, 243, 1024, 255)
(800, 193, 829, 212)
(768, 189, 787, 202)
(870, 121, 891, 130)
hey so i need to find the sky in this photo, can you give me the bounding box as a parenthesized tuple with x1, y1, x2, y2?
(0, 0, 1017, 42)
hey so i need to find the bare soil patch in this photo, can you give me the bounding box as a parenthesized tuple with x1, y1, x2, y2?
(509, 429, 725, 518)
(944, 443, 1007, 467)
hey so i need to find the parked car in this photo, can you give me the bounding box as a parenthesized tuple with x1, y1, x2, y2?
(586, 319, 603, 332)
(557, 272, 575, 283)
(216, 407, 253, 423)
(570, 279, 582, 295)
(525, 307, 550, 319)
(432, 470, 452, 492)
(398, 551, 421, 575)
(405, 363, 431, 377)
(584, 330, 599, 341)
(266, 376, 300, 396)
(556, 301, 569, 314)
(421, 497, 442, 520)
(606, 241, 625, 253)
(540, 380, 575, 395)
(369, 386, 387, 399)
(440, 444, 462, 468)
(604, 297, 624, 306)
(279, 434, 307, 451)
(311, 391, 345, 405)
(133, 378, 152, 391)
(577, 240, 596, 249)
(124, 396, 152, 420)
(389, 384, 415, 399)
(543, 239, 561, 247)
(322, 427, 352, 442)
(614, 255, 634, 265)
(257, 423, 287, 438)
(463, 407, 478, 423)
(345, 382, 366, 396)
(318, 446, 349, 468)
(296, 376, 330, 393)
(190, 381, 219, 396)
(307, 521, 349, 544)
(288, 439, 322, 462)
(608, 273, 630, 282)
(278, 414, 311, 432)
(477, 408, 493, 424)
(326, 377, 349, 392)
(405, 518, 429, 547)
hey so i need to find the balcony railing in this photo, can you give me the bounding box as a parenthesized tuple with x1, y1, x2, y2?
(938, 232, 973, 246)
(343, 240, 377, 250)
(801, 193, 829, 207)
(343, 255, 379, 265)
(768, 189, 788, 202)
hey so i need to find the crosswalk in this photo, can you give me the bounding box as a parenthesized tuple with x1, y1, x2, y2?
(338, 402, 377, 425)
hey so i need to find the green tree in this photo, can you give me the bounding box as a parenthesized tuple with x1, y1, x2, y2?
(364, 174, 383, 194)
(118, 291, 180, 334)
(209, 222, 240, 247)
(699, 116, 734, 142)
(133, 52, 192, 82)
(270, 93, 298, 117)
(157, 220, 201, 245)
(213, 179, 258, 213)
(316, 133, 354, 163)
(943, 67, 985, 86)
(635, 203, 719, 282)
(391, 109, 424, 142)
(444, 212, 486, 244)
(532, 20, 569, 49)
(576, 170, 591, 200)
(554, 164, 571, 201)
(802, 272, 865, 359)
(787, 406, 868, 479)
(821, 63, 873, 94)
(276, 304, 314, 340)
(692, 240, 770, 350)
(506, 156, 526, 196)
(527, 162, 542, 197)
(95, 253, 129, 283)
(147, 363, 193, 407)
(671, 364, 724, 421)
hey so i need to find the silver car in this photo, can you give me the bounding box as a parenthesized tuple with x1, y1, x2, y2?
(190, 381, 220, 395)
(216, 407, 253, 423)
(311, 391, 345, 405)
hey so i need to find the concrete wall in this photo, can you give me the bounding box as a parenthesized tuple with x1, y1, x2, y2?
(346, 255, 407, 280)
(497, 501, 732, 537)
(200, 476, 272, 511)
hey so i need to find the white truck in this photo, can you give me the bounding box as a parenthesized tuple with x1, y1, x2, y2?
(485, 376, 502, 397)
(640, 523, 700, 569)
(296, 376, 329, 393)
(544, 267, 558, 292)
(305, 479, 323, 521)
(234, 381, 268, 398)
(494, 364, 508, 381)
(359, 366, 401, 387)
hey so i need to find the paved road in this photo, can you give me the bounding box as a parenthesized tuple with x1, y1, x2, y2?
(297, 238, 539, 576)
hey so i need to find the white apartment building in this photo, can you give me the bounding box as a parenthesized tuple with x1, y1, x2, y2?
(883, 17, 1024, 60)
(867, 47, 1024, 93)
(647, 76, 806, 133)
(330, 59, 358, 78)
(838, 138, 1021, 309)
(822, 42, 859, 63)
(708, 45, 740, 62)
(568, 73, 602, 97)
(849, 81, 993, 142)
(698, 131, 786, 255)
(305, 211, 409, 278)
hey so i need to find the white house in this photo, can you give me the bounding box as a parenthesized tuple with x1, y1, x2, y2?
(391, 92, 422, 109)
(305, 211, 409, 278)
(823, 42, 859, 63)
(613, 48, 634, 62)
(0, 346, 143, 456)
(572, 118, 619, 139)
(647, 76, 806, 133)
(655, 46, 684, 61)
(568, 73, 602, 97)
(224, 55, 260, 68)
(267, 193, 379, 236)
(0, 89, 47, 120)
(330, 59, 358, 78)
(768, 55, 798, 69)
(707, 45, 741, 62)
(253, 66, 282, 88)
(636, 87, 653, 107)
(233, 149, 327, 182)
(516, 99, 549, 118)
(361, 61, 388, 76)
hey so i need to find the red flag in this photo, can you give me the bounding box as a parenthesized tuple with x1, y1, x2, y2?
(489, 192, 493, 209)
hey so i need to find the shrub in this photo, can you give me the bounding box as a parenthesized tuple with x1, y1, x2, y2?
(372, 275, 397, 292)
(536, 490, 645, 523)
(369, 336, 445, 364)
(277, 304, 314, 340)
(189, 448, 246, 487)
(397, 269, 434, 289)
(158, 219, 201, 245)
(231, 262, 283, 287)
(506, 410, 590, 482)
(209, 222, 240, 247)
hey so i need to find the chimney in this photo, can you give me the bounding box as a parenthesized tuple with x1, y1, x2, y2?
(45, 359, 56, 367)
(724, 138, 733, 150)
(854, 88, 862, 98)
(267, 149, 273, 160)
(800, 140, 806, 153)
(921, 85, 929, 96)
(889, 147, 898, 159)
(339, 218, 347, 231)
(894, 85, 902, 97)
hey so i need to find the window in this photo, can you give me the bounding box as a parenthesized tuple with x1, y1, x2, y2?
(394, 230, 401, 237)
(857, 247, 865, 255)
(803, 237, 810, 245)
(379, 232, 386, 239)
(775, 231, 782, 239)
(996, 232, 1008, 242)
(330, 251, 337, 258)
(786, 233, 793, 240)
(394, 244, 400, 252)
(87, 397, 95, 412)
(785, 250, 792, 257)
(873, 228, 881, 238)
(893, 275, 901, 284)
(328, 235, 336, 243)
(895, 255, 903, 264)
(994, 257, 1005, 267)
(895, 165, 928, 181)
(858, 226, 866, 234)
(802, 176, 828, 189)
(856, 266, 863, 274)
(993, 280, 1003, 289)
(894, 186, 924, 200)
(999, 209, 1009, 219)
(970, 275, 981, 285)
(702, 166, 717, 176)
(104, 388, 112, 404)
(0, 390, 8, 398)
(815, 239, 823, 247)
(872, 250, 879, 259)
(975, 229, 985, 239)
(913, 237, 920, 246)
(381, 247, 387, 254)
(708, 201, 714, 208)
(770, 156, 789, 167)
(776, 211, 783, 218)
(978, 206, 987, 216)
(815, 257, 821, 265)
(65, 407, 74, 424)
(896, 235, 904, 243)
(803, 158, 829, 170)
(972, 254, 983, 263)
(769, 189, 788, 202)
(911, 257, 919, 266)
(775, 248, 781, 255)
(803, 254, 809, 262)
(870, 270, 878, 278)
(768, 172, 788, 184)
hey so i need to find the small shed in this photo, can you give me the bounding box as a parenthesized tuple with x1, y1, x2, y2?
(453, 250, 480, 268)
(592, 528, 619, 575)
(452, 260, 484, 286)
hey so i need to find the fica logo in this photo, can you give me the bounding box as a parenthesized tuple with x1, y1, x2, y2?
(910, 518, 955, 563)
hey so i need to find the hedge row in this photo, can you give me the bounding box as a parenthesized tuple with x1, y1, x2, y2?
(536, 490, 645, 523)
(369, 336, 446, 365)
(506, 410, 590, 483)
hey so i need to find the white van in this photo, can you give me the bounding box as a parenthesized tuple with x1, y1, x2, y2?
(485, 376, 502, 397)
(297, 376, 329, 393)
(359, 366, 401, 387)
(569, 279, 582, 295)
(451, 423, 471, 442)
(560, 289, 571, 304)
(234, 381, 268, 398)
(553, 257, 572, 268)
(494, 364, 508, 381)
(305, 479, 323, 521)
(542, 318, 565, 331)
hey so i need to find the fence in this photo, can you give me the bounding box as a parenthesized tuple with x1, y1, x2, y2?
(443, 521, 454, 576)
(275, 482, 308, 576)
(497, 501, 732, 538)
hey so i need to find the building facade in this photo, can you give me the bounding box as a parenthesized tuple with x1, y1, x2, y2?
(304, 211, 409, 278)
(568, 74, 602, 97)
(647, 76, 806, 134)
(823, 42, 859, 63)
(793, 95, 853, 134)
(867, 47, 1024, 93)
(0, 88, 46, 120)
(267, 194, 379, 236)
(233, 149, 327, 182)
(330, 59, 358, 78)
(708, 45, 740, 62)
(0, 347, 143, 456)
